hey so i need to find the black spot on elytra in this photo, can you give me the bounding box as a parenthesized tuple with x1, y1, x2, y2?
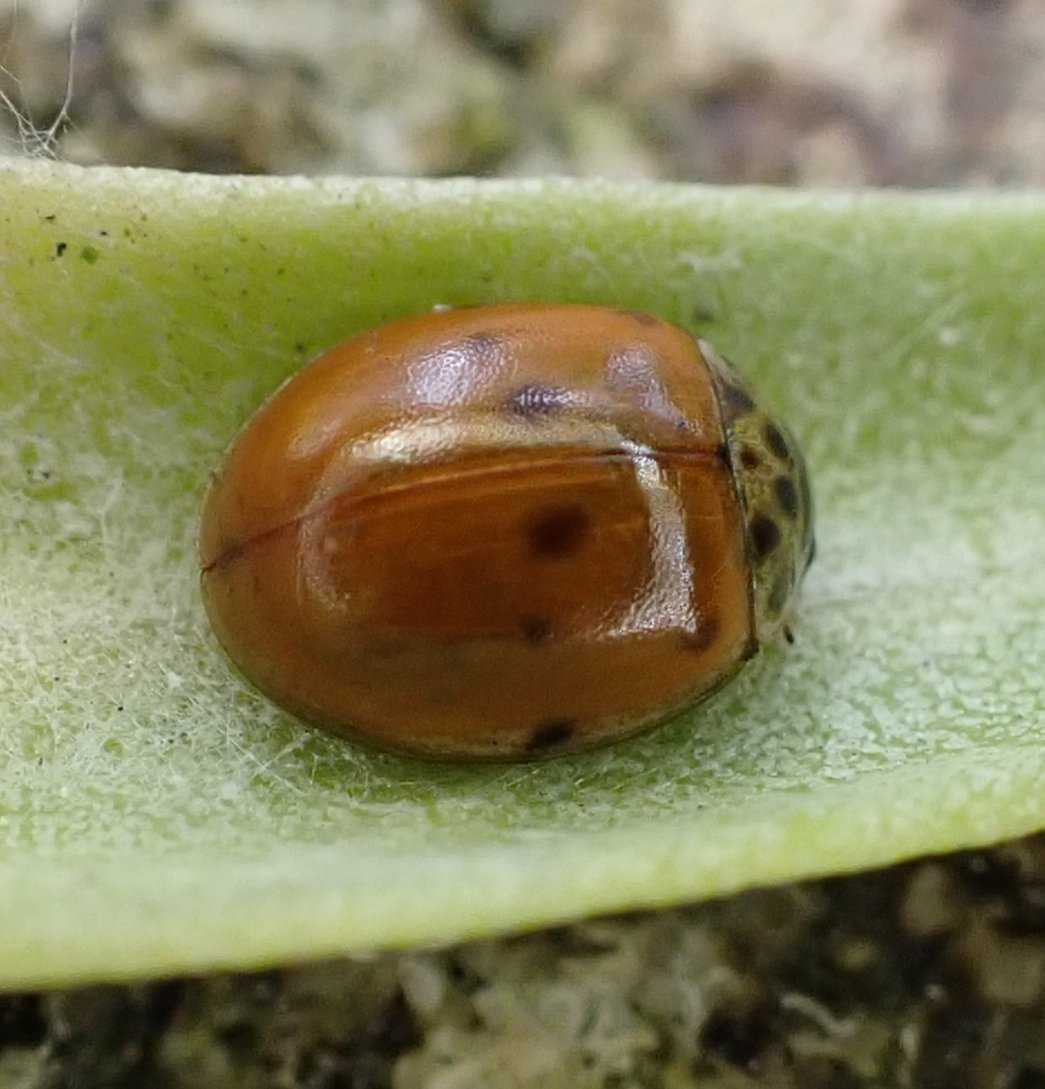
(679, 617, 720, 653)
(749, 514, 782, 560)
(519, 614, 554, 644)
(717, 380, 755, 421)
(768, 570, 792, 617)
(773, 475, 799, 519)
(614, 308, 661, 327)
(526, 504, 591, 558)
(527, 719, 577, 751)
(763, 421, 791, 462)
(508, 383, 572, 417)
(464, 330, 502, 355)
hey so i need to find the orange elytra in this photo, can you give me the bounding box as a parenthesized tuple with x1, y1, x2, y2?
(199, 304, 814, 760)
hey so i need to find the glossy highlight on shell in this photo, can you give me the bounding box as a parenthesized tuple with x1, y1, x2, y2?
(199, 304, 814, 761)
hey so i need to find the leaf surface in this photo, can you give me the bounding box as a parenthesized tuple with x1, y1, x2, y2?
(1, 161, 1042, 987)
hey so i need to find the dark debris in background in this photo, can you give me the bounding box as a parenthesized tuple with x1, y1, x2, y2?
(3, 0, 1045, 184)
(0, 837, 1043, 1088)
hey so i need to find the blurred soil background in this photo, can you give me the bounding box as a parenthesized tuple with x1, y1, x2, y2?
(4, 0, 1045, 184)
(1, 2, 1044, 1087)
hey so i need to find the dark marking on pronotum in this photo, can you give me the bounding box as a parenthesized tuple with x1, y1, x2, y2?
(508, 383, 572, 417)
(717, 381, 755, 420)
(749, 514, 782, 560)
(527, 719, 577, 751)
(739, 447, 763, 472)
(463, 330, 502, 355)
(55, 241, 67, 257)
(526, 504, 591, 559)
(763, 421, 791, 462)
(773, 475, 799, 519)
(519, 614, 554, 644)
(679, 616, 720, 653)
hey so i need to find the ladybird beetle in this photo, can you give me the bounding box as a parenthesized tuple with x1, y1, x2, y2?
(199, 304, 814, 761)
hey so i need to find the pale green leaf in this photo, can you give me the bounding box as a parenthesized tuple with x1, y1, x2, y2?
(1, 160, 1042, 988)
